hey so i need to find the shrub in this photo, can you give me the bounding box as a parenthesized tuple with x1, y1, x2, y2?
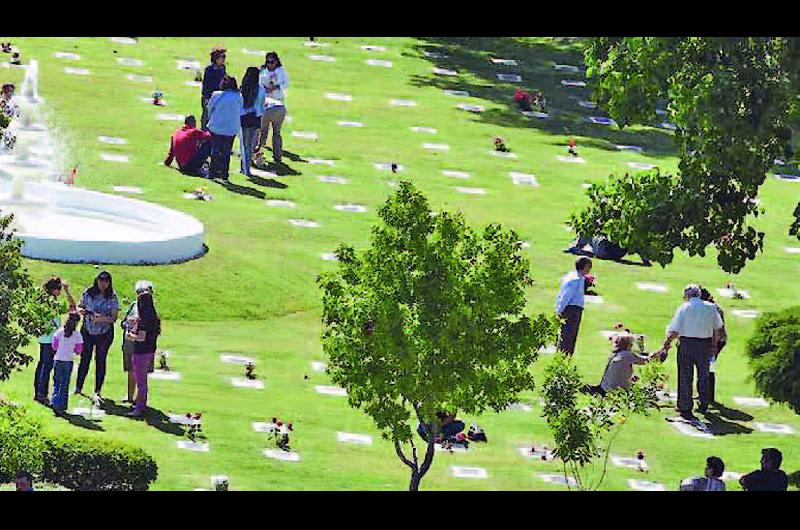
(42, 435, 158, 491)
(0, 402, 46, 482)
(746, 306, 800, 413)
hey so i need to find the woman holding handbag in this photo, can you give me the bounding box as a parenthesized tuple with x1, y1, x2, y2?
(126, 286, 161, 417)
(239, 67, 266, 176)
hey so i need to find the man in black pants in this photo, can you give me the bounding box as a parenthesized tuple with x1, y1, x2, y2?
(662, 284, 724, 421)
(555, 257, 593, 355)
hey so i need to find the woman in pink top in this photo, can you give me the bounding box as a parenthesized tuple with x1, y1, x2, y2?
(51, 313, 83, 413)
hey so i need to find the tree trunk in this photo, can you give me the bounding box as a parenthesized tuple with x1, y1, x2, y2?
(409, 471, 422, 491)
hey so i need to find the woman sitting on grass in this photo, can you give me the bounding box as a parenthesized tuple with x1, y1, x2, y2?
(583, 333, 666, 397)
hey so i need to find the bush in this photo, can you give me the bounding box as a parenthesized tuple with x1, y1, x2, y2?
(0, 402, 46, 482)
(746, 306, 800, 413)
(42, 435, 158, 491)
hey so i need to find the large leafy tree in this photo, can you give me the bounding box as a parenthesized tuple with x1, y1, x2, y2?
(0, 212, 60, 381)
(572, 37, 800, 273)
(317, 181, 557, 491)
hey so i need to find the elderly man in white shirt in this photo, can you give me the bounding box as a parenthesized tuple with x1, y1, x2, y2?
(555, 257, 593, 355)
(662, 284, 724, 420)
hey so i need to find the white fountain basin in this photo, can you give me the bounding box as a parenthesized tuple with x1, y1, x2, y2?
(0, 181, 206, 264)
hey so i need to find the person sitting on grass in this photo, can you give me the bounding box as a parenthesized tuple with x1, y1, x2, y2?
(740, 448, 789, 491)
(680, 456, 726, 491)
(165, 115, 212, 177)
(417, 411, 467, 450)
(15, 470, 34, 492)
(50, 312, 83, 415)
(583, 333, 666, 397)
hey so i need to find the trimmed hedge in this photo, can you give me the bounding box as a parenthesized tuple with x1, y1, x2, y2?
(42, 435, 158, 491)
(746, 306, 800, 414)
(0, 402, 46, 482)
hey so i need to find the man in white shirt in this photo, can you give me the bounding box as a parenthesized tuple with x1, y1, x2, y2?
(555, 257, 592, 355)
(662, 284, 724, 420)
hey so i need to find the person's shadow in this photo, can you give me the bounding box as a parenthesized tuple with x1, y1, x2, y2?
(711, 402, 754, 423)
(102, 399, 184, 436)
(703, 411, 754, 436)
(57, 411, 104, 431)
(248, 173, 288, 189)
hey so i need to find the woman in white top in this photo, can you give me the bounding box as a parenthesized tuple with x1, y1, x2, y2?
(257, 51, 289, 164)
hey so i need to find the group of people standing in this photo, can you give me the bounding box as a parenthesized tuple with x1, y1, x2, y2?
(34, 272, 161, 418)
(555, 257, 726, 422)
(166, 46, 289, 181)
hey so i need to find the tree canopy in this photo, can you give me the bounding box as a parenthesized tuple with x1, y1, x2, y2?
(572, 37, 800, 273)
(317, 181, 557, 490)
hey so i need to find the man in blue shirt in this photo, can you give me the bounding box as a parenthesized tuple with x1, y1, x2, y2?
(555, 257, 592, 355)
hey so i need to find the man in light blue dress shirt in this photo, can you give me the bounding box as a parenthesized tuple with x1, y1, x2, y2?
(555, 257, 592, 355)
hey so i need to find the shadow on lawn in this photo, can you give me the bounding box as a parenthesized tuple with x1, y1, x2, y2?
(102, 399, 183, 436)
(704, 411, 754, 437)
(409, 37, 677, 158)
(56, 411, 104, 432)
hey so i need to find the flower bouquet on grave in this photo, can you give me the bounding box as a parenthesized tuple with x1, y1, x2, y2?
(532, 91, 546, 112)
(152, 90, 164, 106)
(494, 136, 510, 153)
(64, 165, 78, 185)
(157, 350, 170, 371)
(635, 449, 648, 472)
(726, 281, 744, 299)
(185, 413, 204, 442)
(212, 476, 229, 491)
(194, 69, 203, 83)
(193, 186, 212, 201)
(513, 88, 533, 111)
(265, 417, 280, 441)
(276, 422, 293, 452)
(390, 162, 398, 174)
(245, 361, 256, 380)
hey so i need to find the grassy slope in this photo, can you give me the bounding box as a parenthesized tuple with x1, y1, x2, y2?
(1, 36, 799, 491)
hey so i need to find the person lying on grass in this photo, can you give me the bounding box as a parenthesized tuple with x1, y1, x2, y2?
(583, 333, 667, 397)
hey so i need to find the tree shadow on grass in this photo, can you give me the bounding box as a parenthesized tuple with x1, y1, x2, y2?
(703, 411, 754, 436)
(409, 37, 678, 158)
(102, 399, 184, 436)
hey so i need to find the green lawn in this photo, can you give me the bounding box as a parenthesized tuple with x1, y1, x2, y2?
(2, 36, 799, 491)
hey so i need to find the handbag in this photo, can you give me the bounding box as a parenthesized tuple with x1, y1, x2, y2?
(241, 112, 260, 129)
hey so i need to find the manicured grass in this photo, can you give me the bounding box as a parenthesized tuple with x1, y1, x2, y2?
(2, 37, 799, 491)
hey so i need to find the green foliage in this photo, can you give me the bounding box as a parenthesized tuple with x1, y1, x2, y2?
(0, 112, 10, 129)
(579, 37, 800, 273)
(745, 306, 800, 414)
(318, 181, 558, 489)
(0, 402, 46, 482)
(541, 353, 664, 490)
(0, 213, 61, 381)
(42, 435, 158, 491)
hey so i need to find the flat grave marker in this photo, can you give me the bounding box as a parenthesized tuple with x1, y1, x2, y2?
(111, 37, 137, 45)
(98, 136, 127, 145)
(311, 361, 327, 372)
(731, 309, 760, 319)
(308, 55, 336, 62)
(242, 48, 267, 56)
(422, 142, 449, 151)
(496, 73, 523, 82)
(266, 199, 296, 208)
(716, 288, 750, 299)
(491, 58, 518, 66)
(442, 170, 470, 179)
(561, 80, 587, 87)
(304, 41, 329, 47)
(220, 353, 255, 365)
(151, 370, 181, 381)
(611, 455, 648, 470)
(177, 441, 209, 452)
(361, 45, 386, 52)
(366, 59, 393, 68)
(334, 203, 367, 213)
(184, 81, 202, 88)
(112, 186, 142, 194)
(315, 385, 348, 397)
(156, 113, 185, 121)
(732, 396, 768, 408)
(169, 413, 201, 425)
(628, 162, 656, 170)
(176, 59, 201, 70)
(636, 282, 668, 293)
(521, 110, 549, 119)
(451, 466, 488, 479)
(753, 422, 795, 435)
(578, 100, 597, 109)
(337, 121, 364, 127)
(774, 174, 800, 182)
(556, 155, 586, 164)
(589, 116, 617, 126)
(263, 449, 300, 462)
(308, 158, 335, 166)
(510, 172, 539, 187)
(433, 67, 458, 76)
(628, 479, 665, 491)
(54, 52, 80, 60)
(291, 131, 318, 140)
(317, 175, 348, 184)
(64, 67, 90, 75)
(325, 92, 352, 101)
(231, 378, 265, 389)
(444, 89, 469, 97)
(101, 153, 129, 163)
(584, 295, 604, 304)
(491, 150, 517, 159)
(289, 219, 320, 228)
(321, 253, 338, 261)
(507, 403, 532, 412)
(422, 50, 448, 59)
(411, 126, 437, 134)
(337, 432, 373, 445)
(538, 473, 577, 487)
(660, 122, 677, 131)
(117, 58, 144, 67)
(616, 145, 643, 153)
(390, 99, 417, 107)
(374, 162, 404, 172)
(554, 64, 580, 73)
(784, 247, 800, 254)
(69, 407, 106, 418)
(457, 103, 484, 113)
(456, 187, 486, 195)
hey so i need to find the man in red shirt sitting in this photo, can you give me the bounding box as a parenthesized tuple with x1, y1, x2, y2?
(164, 115, 212, 177)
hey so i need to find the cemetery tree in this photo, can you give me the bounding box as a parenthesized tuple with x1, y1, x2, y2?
(573, 37, 800, 273)
(318, 181, 558, 491)
(0, 212, 60, 381)
(746, 306, 800, 414)
(541, 353, 665, 490)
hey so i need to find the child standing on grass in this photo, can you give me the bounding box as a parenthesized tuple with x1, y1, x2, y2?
(51, 313, 83, 413)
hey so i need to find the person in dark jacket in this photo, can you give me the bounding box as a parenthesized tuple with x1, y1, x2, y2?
(201, 47, 227, 129)
(740, 448, 789, 491)
(126, 289, 161, 417)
